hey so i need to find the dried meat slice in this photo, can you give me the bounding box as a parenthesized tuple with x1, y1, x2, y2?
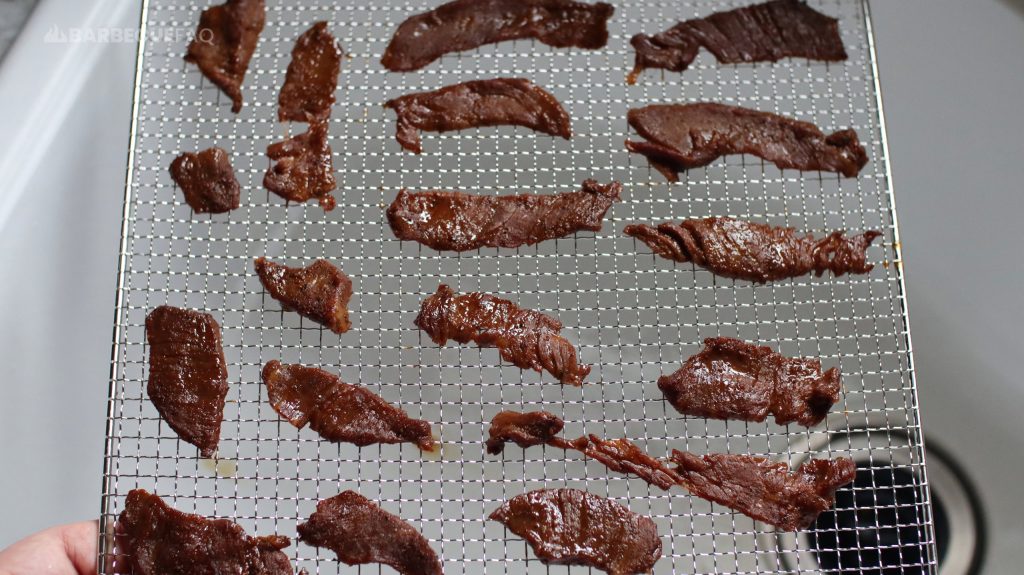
(117, 489, 295, 575)
(628, 0, 846, 84)
(388, 180, 620, 251)
(264, 120, 336, 211)
(624, 217, 881, 282)
(169, 147, 241, 214)
(261, 360, 436, 451)
(145, 306, 228, 458)
(626, 103, 868, 181)
(254, 257, 352, 334)
(485, 411, 856, 530)
(297, 491, 442, 575)
(489, 488, 662, 575)
(669, 451, 857, 531)
(415, 284, 590, 386)
(382, 0, 614, 72)
(185, 0, 265, 112)
(278, 22, 342, 123)
(658, 337, 842, 427)
(384, 78, 571, 153)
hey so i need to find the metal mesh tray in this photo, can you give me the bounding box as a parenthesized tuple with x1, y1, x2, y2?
(100, 0, 936, 572)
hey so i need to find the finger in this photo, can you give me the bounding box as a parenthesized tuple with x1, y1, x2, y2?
(57, 522, 99, 575)
(0, 521, 98, 575)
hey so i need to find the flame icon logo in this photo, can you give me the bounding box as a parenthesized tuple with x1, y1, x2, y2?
(44, 25, 67, 43)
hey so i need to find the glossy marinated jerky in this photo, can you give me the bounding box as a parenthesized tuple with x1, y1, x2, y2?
(388, 179, 620, 251)
(486, 411, 855, 530)
(254, 257, 352, 334)
(384, 78, 571, 153)
(185, 0, 265, 112)
(489, 488, 662, 575)
(415, 284, 590, 386)
(264, 120, 336, 211)
(628, 0, 846, 84)
(382, 0, 614, 72)
(118, 489, 294, 575)
(485, 410, 565, 454)
(278, 22, 342, 123)
(625, 217, 881, 282)
(670, 451, 857, 531)
(145, 306, 228, 458)
(659, 337, 841, 427)
(297, 491, 442, 575)
(261, 360, 435, 451)
(169, 147, 241, 214)
(626, 103, 868, 181)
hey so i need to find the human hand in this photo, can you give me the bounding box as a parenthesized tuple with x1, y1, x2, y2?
(0, 521, 97, 575)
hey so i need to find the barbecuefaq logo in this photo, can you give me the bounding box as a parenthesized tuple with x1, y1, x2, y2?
(44, 25, 213, 44)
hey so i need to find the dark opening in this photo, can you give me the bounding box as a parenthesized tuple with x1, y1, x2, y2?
(808, 465, 946, 574)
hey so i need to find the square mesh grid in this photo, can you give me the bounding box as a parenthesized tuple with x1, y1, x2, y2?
(100, 0, 936, 573)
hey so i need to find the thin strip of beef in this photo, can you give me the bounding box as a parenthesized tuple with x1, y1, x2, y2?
(169, 147, 241, 214)
(628, 0, 846, 84)
(388, 179, 620, 251)
(485, 410, 565, 454)
(659, 337, 841, 427)
(626, 103, 868, 181)
(261, 360, 435, 451)
(145, 306, 228, 458)
(264, 120, 336, 211)
(624, 217, 881, 282)
(254, 257, 352, 334)
(278, 22, 342, 123)
(485, 411, 856, 530)
(384, 78, 571, 153)
(185, 0, 265, 113)
(297, 491, 442, 575)
(117, 489, 295, 575)
(415, 284, 590, 386)
(489, 488, 662, 575)
(670, 451, 857, 531)
(382, 0, 614, 72)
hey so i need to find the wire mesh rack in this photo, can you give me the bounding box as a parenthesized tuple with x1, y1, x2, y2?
(100, 0, 936, 573)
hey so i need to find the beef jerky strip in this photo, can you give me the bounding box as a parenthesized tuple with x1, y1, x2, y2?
(184, 0, 265, 112)
(415, 284, 590, 386)
(388, 179, 620, 251)
(658, 336, 842, 427)
(384, 78, 571, 153)
(624, 216, 881, 282)
(278, 21, 342, 123)
(382, 0, 613, 72)
(626, 103, 868, 181)
(628, 0, 846, 84)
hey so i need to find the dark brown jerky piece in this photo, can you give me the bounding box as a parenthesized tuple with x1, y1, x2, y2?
(489, 488, 662, 575)
(670, 451, 857, 531)
(624, 217, 881, 282)
(169, 147, 241, 214)
(118, 489, 295, 575)
(628, 0, 846, 84)
(264, 120, 336, 211)
(381, 0, 613, 72)
(185, 0, 265, 113)
(388, 179, 620, 251)
(484, 411, 856, 530)
(278, 22, 342, 123)
(486, 410, 565, 454)
(415, 284, 590, 386)
(626, 103, 868, 181)
(254, 257, 352, 334)
(145, 306, 228, 458)
(297, 491, 442, 575)
(384, 78, 571, 153)
(261, 360, 435, 451)
(658, 337, 841, 427)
